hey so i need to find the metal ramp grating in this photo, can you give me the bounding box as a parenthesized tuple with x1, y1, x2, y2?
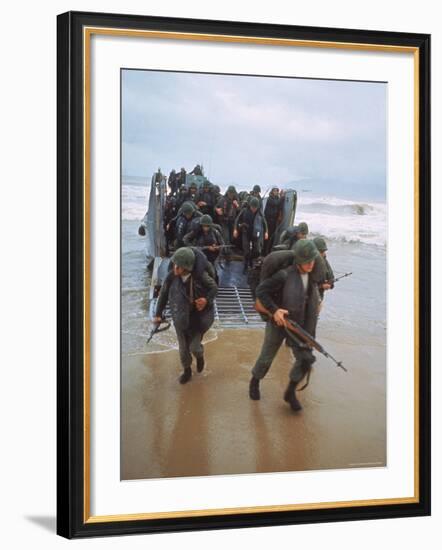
(151, 286, 264, 329)
(214, 286, 263, 328)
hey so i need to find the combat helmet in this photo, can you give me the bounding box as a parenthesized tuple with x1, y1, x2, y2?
(171, 247, 195, 271)
(200, 214, 213, 226)
(313, 237, 328, 252)
(252, 184, 261, 193)
(227, 185, 237, 194)
(293, 239, 319, 265)
(297, 222, 309, 235)
(249, 197, 260, 209)
(181, 201, 195, 216)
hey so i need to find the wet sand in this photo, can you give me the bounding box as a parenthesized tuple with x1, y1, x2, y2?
(121, 327, 386, 480)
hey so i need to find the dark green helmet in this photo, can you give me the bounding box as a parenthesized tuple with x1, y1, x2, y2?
(249, 197, 260, 209)
(252, 185, 261, 193)
(181, 201, 195, 215)
(227, 185, 237, 194)
(297, 222, 309, 235)
(200, 214, 213, 226)
(313, 237, 328, 252)
(293, 239, 319, 265)
(171, 247, 195, 271)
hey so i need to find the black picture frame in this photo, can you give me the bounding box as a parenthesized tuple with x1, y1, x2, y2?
(57, 10, 431, 539)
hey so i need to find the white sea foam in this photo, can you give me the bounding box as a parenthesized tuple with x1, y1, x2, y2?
(122, 183, 149, 220)
(295, 194, 386, 248)
(122, 181, 387, 247)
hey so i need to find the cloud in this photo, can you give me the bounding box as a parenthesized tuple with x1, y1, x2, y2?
(122, 69, 386, 195)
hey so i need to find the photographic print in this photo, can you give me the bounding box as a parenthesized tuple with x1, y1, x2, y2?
(121, 69, 387, 481)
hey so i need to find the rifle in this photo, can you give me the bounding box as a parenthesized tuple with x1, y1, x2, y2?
(146, 318, 171, 345)
(331, 271, 352, 284)
(255, 299, 347, 372)
(197, 244, 234, 251)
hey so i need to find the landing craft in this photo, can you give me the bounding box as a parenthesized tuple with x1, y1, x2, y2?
(138, 169, 298, 327)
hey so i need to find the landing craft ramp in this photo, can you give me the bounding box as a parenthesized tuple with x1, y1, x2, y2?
(139, 169, 297, 328)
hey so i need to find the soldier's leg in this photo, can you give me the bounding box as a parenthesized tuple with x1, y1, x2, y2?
(284, 345, 316, 411)
(250, 322, 285, 400)
(188, 330, 205, 373)
(289, 345, 316, 383)
(190, 308, 214, 373)
(174, 328, 193, 384)
(242, 232, 251, 273)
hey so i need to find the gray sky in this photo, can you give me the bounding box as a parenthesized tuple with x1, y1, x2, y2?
(122, 69, 386, 198)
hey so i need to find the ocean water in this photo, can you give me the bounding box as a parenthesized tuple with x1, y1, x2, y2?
(121, 177, 386, 357)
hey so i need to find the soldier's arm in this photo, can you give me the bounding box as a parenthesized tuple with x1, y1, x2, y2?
(200, 271, 218, 305)
(183, 230, 196, 246)
(261, 214, 269, 233)
(326, 259, 335, 288)
(155, 272, 174, 318)
(214, 229, 225, 246)
(255, 271, 287, 314)
(233, 210, 243, 231)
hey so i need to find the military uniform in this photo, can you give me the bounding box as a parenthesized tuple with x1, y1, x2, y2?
(189, 164, 203, 176)
(264, 189, 283, 252)
(249, 185, 263, 209)
(168, 170, 178, 195)
(196, 183, 216, 217)
(313, 237, 335, 300)
(155, 248, 218, 383)
(214, 186, 239, 257)
(250, 240, 320, 411)
(174, 203, 203, 248)
(183, 214, 225, 265)
(234, 198, 268, 272)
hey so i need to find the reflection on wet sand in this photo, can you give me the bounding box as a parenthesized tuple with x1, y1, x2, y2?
(121, 329, 386, 480)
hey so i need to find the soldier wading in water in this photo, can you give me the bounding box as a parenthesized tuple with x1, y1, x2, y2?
(153, 247, 218, 384)
(249, 239, 320, 411)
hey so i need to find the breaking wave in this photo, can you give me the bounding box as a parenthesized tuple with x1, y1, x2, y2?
(295, 195, 386, 248)
(121, 181, 387, 248)
(122, 183, 149, 220)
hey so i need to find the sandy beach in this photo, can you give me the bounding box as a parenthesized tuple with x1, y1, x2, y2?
(121, 326, 386, 480)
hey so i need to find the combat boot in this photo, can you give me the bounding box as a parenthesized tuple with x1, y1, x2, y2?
(179, 367, 192, 384)
(196, 355, 205, 373)
(283, 381, 302, 411)
(249, 376, 260, 400)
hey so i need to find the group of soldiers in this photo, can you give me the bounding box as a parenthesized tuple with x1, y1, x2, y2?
(153, 167, 336, 412)
(162, 165, 288, 274)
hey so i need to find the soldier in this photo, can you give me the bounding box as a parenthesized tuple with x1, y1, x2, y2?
(189, 164, 203, 176)
(212, 184, 222, 203)
(233, 197, 269, 273)
(164, 195, 178, 251)
(168, 169, 178, 195)
(264, 187, 284, 252)
(277, 221, 309, 250)
(174, 202, 203, 249)
(249, 184, 263, 208)
(153, 248, 217, 384)
(214, 185, 239, 259)
(188, 182, 198, 204)
(313, 237, 335, 301)
(249, 239, 321, 412)
(176, 167, 187, 191)
(176, 185, 189, 210)
(196, 180, 216, 217)
(183, 214, 225, 266)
